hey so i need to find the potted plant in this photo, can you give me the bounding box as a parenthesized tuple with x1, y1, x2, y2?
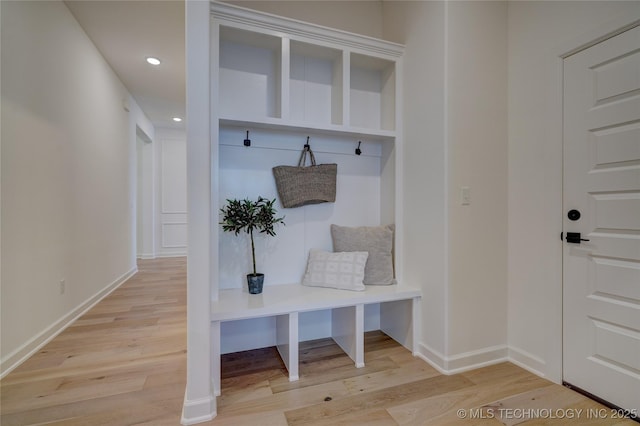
(220, 197, 285, 294)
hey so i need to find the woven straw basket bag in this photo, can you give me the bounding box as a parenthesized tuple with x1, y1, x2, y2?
(272, 143, 337, 208)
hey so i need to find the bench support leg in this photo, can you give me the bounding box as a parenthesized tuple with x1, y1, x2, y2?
(332, 304, 364, 368)
(276, 312, 299, 381)
(380, 298, 419, 354)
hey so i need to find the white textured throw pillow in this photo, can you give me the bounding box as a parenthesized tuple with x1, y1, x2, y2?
(302, 250, 368, 291)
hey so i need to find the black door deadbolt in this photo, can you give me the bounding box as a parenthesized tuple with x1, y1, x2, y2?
(568, 209, 581, 221)
(566, 232, 590, 244)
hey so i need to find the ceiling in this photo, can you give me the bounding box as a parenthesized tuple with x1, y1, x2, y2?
(65, 1, 185, 130)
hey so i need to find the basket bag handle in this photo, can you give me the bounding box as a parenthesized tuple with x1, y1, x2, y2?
(297, 141, 317, 167)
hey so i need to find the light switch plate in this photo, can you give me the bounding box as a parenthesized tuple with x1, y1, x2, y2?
(461, 186, 471, 205)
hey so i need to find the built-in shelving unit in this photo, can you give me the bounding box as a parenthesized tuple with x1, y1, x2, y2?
(213, 2, 401, 139)
(209, 1, 419, 396)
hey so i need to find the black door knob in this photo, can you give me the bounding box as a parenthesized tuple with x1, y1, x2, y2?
(568, 209, 581, 221)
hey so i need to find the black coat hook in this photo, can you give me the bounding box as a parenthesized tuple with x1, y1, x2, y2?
(355, 141, 362, 156)
(244, 130, 251, 147)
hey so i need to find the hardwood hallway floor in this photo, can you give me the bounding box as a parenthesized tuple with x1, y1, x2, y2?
(1, 258, 188, 426)
(1, 258, 634, 425)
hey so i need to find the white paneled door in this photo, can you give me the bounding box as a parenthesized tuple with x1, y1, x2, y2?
(563, 25, 640, 413)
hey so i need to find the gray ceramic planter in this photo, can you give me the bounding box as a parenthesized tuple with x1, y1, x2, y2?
(246, 273, 264, 294)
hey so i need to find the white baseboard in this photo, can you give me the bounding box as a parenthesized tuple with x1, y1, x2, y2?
(446, 344, 509, 373)
(0, 266, 138, 379)
(417, 342, 448, 374)
(155, 251, 187, 258)
(508, 346, 547, 378)
(417, 342, 508, 375)
(416, 341, 550, 381)
(181, 391, 216, 425)
(136, 252, 186, 260)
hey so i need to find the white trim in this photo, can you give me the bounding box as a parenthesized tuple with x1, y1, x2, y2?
(446, 345, 508, 373)
(138, 252, 187, 260)
(211, 1, 403, 59)
(417, 342, 508, 375)
(558, 18, 639, 59)
(180, 392, 216, 425)
(0, 266, 137, 379)
(184, 0, 214, 423)
(219, 116, 396, 141)
(508, 346, 548, 380)
(417, 342, 448, 374)
(161, 222, 188, 249)
(443, 0, 451, 359)
(545, 52, 565, 386)
(155, 252, 187, 259)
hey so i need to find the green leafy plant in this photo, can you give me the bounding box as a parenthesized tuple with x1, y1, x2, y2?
(220, 197, 285, 276)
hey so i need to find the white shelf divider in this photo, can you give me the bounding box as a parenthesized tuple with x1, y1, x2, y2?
(280, 37, 290, 121)
(342, 50, 351, 127)
(276, 312, 299, 381)
(332, 304, 364, 368)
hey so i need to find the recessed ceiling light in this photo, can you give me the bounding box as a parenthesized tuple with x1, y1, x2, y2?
(146, 57, 161, 65)
(172, 117, 183, 122)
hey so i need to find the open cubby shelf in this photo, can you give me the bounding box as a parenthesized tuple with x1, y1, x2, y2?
(215, 7, 400, 134)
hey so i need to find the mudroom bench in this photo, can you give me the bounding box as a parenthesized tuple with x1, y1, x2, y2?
(210, 284, 421, 396)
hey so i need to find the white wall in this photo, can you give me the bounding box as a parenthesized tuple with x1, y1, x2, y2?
(384, 0, 640, 380)
(0, 0, 153, 376)
(382, 1, 509, 373)
(155, 127, 187, 257)
(507, 1, 640, 382)
(446, 1, 508, 365)
(382, 0, 449, 366)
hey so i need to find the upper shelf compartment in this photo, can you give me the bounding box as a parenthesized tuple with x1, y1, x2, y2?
(219, 26, 281, 120)
(213, 1, 403, 138)
(350, 53, 396, 132)
(290, 41, 343, 127)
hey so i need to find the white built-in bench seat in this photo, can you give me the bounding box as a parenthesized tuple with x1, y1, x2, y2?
(211, 284, 421, 321)
(211, 283, 421, 396)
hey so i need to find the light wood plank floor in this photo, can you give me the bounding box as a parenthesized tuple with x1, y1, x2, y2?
(1, 257, 635, 425)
